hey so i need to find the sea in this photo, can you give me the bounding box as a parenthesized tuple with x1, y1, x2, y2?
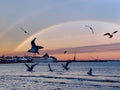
(0, 61, 120, 90)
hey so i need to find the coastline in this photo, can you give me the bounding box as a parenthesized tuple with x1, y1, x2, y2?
(0, 59, 120, 64)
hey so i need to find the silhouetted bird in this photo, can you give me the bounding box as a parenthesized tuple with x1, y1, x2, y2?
(87, 68, 93, 76)
(25, 63, 38, 72)
(85, 25, 94, 34)
(104, 31, 118, 38)
(61, 60, 73, 70)
(27, 38, 44, 54)
(48, 63, 53, 72)
(64, 50, 67, 54)
(20, 27, 30, 36)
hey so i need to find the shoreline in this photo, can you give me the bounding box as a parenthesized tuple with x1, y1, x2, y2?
(0, 60, 120, 64)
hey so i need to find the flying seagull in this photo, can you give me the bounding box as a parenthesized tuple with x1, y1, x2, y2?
(104, 31, 118, 38)
(27, 38, 44, 54)
(61, 60, 73, 70)
(48, 63, 53, 72)
(25, 63, 38, 72)
(20, 27, 30, 36)
(85, 25, 94, 34)
(64, 50, 67, 54)
(87, 68, 93, 76)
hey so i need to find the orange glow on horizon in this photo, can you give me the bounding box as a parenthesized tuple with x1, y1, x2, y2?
(5, 50, 120, 61)
(14, 20, 120, 52)
(1, 20, 120, 61)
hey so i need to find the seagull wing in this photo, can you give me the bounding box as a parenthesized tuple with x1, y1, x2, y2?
(25, 31, 30, 35)
(65, 61, 72, 67)
(31, 38, 36, 47)
(35, 46, 44, 54)
(20, 28, 30, 35)
(48, 63, 51, 69)
(85, 25, 94, 34)
(90, 29, 94, 34)
(25, 63, 30, 69)
(112, 31, 118, 34)
(31, 63, 37, 70)
(104, 33, 111, 36)
(37, 45, 44, 49)
(48, 63, 52, 71)
(61, 63, 66, 68)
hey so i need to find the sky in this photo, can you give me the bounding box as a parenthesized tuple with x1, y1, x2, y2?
(1, 0, 120, 60)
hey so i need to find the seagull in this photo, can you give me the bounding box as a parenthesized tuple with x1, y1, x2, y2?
(64, 50, 67, 54)
(27, 38, 44, 54)
(85, 25, 94, 34)
(25, 63, 38, 72)
(87, 68, 93, 76)
(61, 60, 73, 70)
(48, 63, 53, 72)
(20, 27, 30, 36)
(104, 31, 118, 38)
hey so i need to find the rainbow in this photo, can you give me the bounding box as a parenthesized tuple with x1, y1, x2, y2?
(13, 20, 120, 52)
(0, 8, 45, 41)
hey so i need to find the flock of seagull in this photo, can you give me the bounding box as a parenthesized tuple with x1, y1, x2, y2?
(24, 60, 93, 76)
(20, 25, 118, 55)
(20, 25, 118, 76)
(24, 60, 73, 72)
(85, 25, 118, 38)
(24, 37, 90, 75)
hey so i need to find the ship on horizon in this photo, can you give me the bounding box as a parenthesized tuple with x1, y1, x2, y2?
(0, 53, 57, 63)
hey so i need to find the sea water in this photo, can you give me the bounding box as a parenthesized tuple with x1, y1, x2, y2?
(0, 61, 119, 90)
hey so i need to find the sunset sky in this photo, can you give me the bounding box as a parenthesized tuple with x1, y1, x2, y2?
(1, 0, 120, 60)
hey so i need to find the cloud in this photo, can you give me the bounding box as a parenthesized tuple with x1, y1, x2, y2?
(41, 42, 120, 54)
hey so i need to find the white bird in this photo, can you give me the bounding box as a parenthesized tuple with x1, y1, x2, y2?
(104, 31, 118, 38)
(25, 63, 38, 72)
(27, 38, 44, 54)
(85, 25, 94, 34)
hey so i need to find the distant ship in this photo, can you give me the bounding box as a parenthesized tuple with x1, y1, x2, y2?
(32, 53, 57, 63)
(0, 53, 57, 63)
